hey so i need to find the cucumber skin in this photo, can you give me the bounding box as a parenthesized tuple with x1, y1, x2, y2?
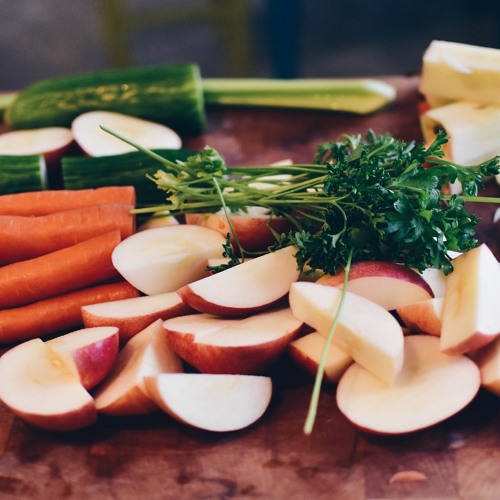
(0, 155, 47, 194)
(5, 64, 206, 136)
(62, 149, 197, 207)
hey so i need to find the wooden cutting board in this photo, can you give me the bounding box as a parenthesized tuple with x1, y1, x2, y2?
(0, 75, 498, 499)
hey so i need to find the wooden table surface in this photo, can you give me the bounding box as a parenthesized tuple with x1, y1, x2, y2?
(0, 76, 499, 500)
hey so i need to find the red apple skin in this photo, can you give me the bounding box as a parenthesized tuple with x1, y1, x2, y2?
(176, 286, 287, 318)
(164, 323, 302, 375)
(317, 261, 434, 309)
(185, 212, 293, 253)
(81, 301, 194, 344)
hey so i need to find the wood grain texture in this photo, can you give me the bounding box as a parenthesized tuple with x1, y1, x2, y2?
(0, 76, 499, 499)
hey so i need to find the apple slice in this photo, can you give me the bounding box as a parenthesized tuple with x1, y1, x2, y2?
(185, 207, 293, 253)
(440, 244, 500, 355)
(46, 326, 119, 390)
(111, 225, 227, 295)
(144, 373, 272, 432)
(288, 331, 353, 383)
(163, 307, 303, 374)
(289, 281, 404, 384)
(316, 261, 434, 310)
(81, 292, 194, 343)
(0, 339, 97, 432)
(336, 335, 481, 435)
(469, 335, 500, 396)
(0, 127, 74, 167)
(177, 245, 300, 317)
(397, 297, 444, 337)
(93, 319, 183, 416)
(71, 111, 181, 156)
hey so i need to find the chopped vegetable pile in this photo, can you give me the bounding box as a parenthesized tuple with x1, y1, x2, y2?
(108, 127, 500, 276)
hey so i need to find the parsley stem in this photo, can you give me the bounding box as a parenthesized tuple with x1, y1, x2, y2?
(303, 249, 353, 435)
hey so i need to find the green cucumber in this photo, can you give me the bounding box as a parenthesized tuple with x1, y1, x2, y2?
(0, 155, 47, 194)
(61, 148, 197, 207)
(4, 64, 205, 135)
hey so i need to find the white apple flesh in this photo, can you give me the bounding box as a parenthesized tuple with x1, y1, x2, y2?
(81, 292, 194, 343)
(397, 297, 444, 337)
(144, 373, 273, 432)
(469, 334, 500, 396)
(93, 319, 184, 416)
(0, 339, 97, 432)
(336, 335, 481, 435)
(289, 281, 404, 384)
(177, 245, 300, 317)
(440, 244, 500, 355)
(71, 110, 181, 156)
(46, 326, 119, 390)
(111, 225, 227, 295)
(288, 331, 353, 383)
(163, 307, 303, 374)
(316, 261, 434, 310)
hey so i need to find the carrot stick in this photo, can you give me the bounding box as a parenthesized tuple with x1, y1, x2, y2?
(0, 281, 139, 345)
(0, 204, 135, 265)
(0, 230, 122, 309)
(0, 186, 136, 216)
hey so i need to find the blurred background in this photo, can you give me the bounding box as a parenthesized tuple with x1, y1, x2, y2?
(1, 0, 499, 90)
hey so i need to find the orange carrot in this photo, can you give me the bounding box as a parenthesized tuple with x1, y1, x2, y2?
(0, 230, 122, 309)
(0, 203, 135, 265)
(0, 186, 136, 216)
(0, 281, 139, 345)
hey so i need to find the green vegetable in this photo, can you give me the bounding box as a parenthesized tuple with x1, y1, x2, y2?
(61, 148, 197, 207)
(0, 155, 47, 195)
(203, 78, 396, 114)
(4, 64, 206, 135)
(114, 127, 500, 275)
(2, 64, 396, 133)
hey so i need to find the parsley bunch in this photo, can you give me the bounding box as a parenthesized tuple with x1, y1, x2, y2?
(110, 126, 500, 275)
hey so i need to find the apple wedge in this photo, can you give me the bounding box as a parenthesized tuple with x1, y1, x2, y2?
(71, 111, 181, 156)
(143, 373, 272, 432)
(440, 244, 500, 355)
(336, 335, 481, 435)
(81, 292, 194, 343)
(0, 339, 97, 432)
(289, 281, 404, 384)
(177, 245, 300, 317)
(185, 207, 293, 253)
(469, 335, 500, 396)
(397, 297, 444, 337)
(0, 127, 74, 167)
(288, 331, 353, 383)
(316, 261, 433, 310)
(163, 307, 303, 374)
(93, 319, 183, 416)
(111, 225, 227, 295)
(46, 326, 119, 390)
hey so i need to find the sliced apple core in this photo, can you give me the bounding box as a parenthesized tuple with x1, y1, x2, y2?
(336, 335, 481, 435)
(163, 307, 303, 374)
(144, 373, 272, 432)
(111, 225, 227, 295)
(93, 319, 183, 416)
(0, 339, 96, 431)
(177, 245, 300, 317)
(289, 281, 404, 384)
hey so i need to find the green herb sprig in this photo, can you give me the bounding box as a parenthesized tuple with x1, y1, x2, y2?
(105, 126, 500, 276)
